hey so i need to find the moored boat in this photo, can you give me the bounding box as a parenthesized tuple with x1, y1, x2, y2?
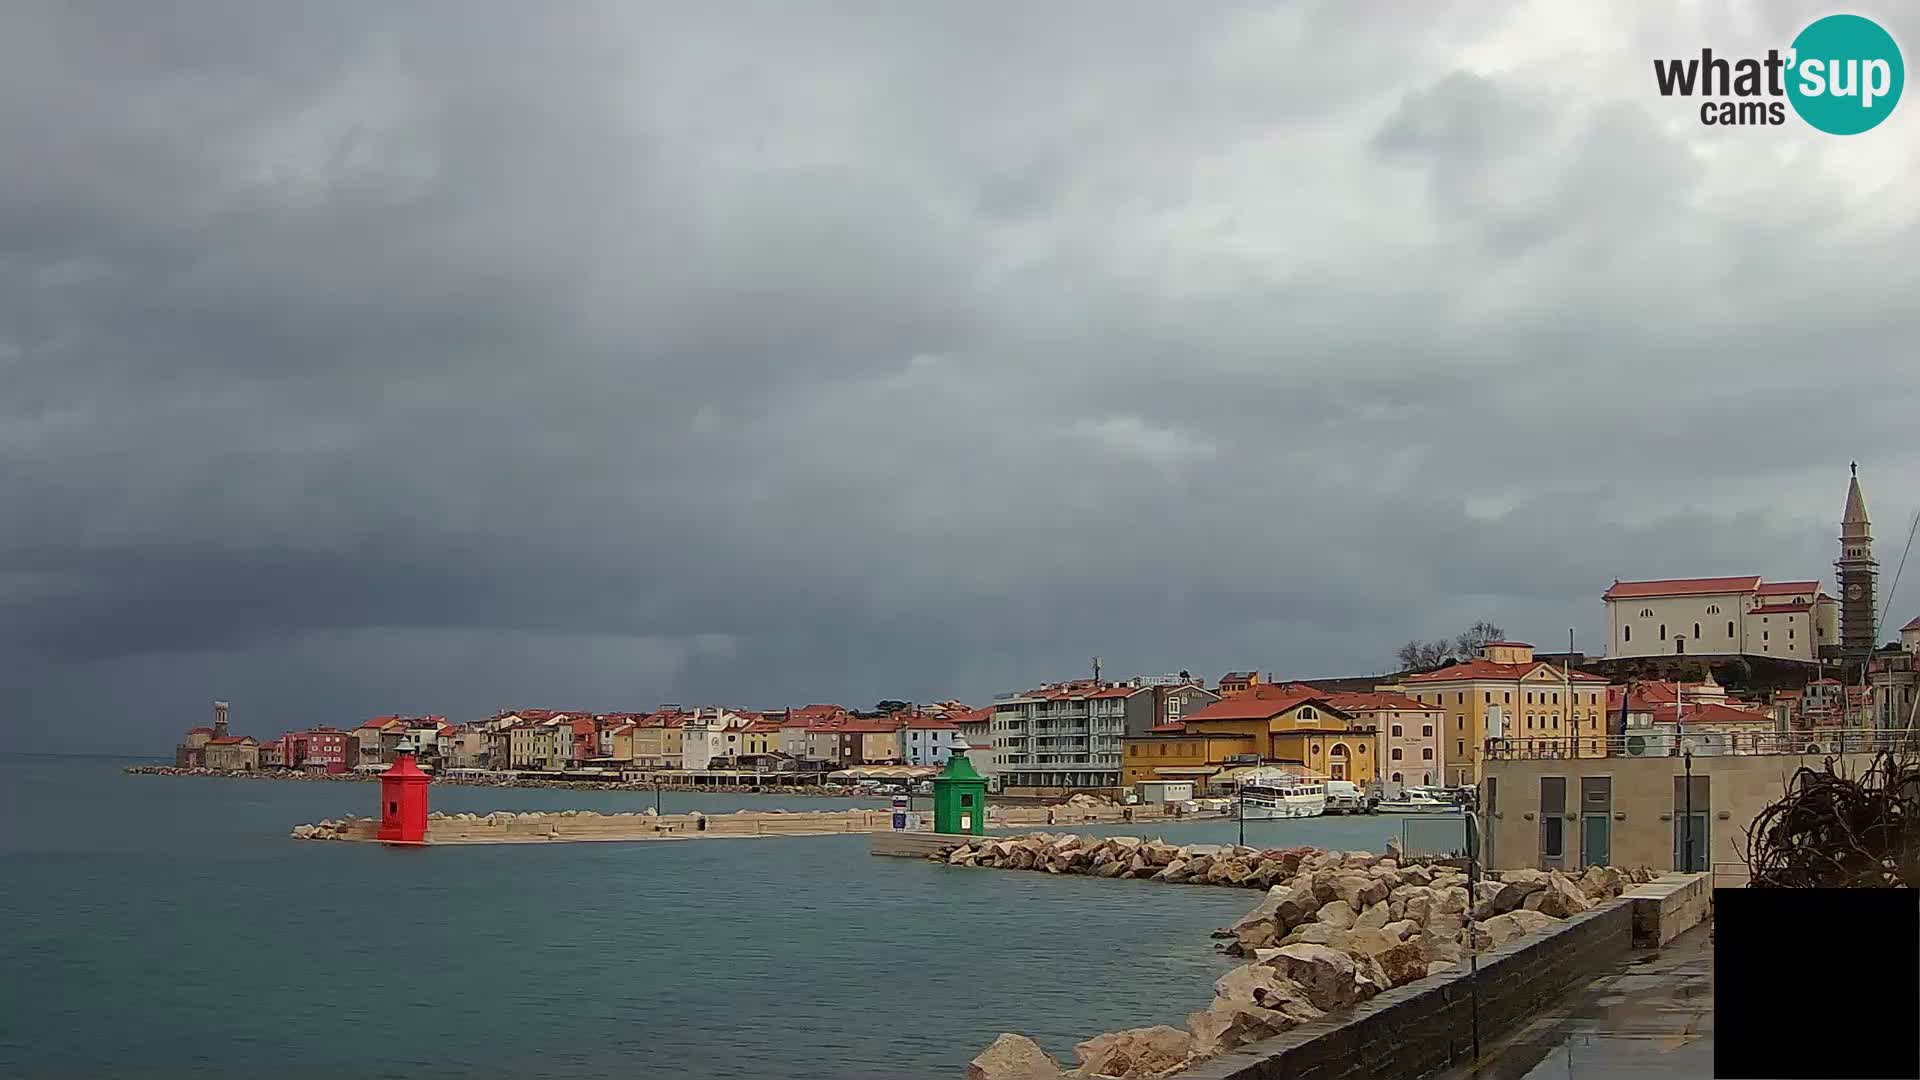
(1375, 789, 1456, 814)
(1238, 770, 1327, 820)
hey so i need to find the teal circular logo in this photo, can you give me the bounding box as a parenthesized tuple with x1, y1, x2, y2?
(1787, 14, 1904, 134)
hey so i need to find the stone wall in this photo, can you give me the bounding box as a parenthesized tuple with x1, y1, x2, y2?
(1624, 873, 1711, 948)
(1481, 750, 1879, 873)
(1175, 900, 1634, 1080)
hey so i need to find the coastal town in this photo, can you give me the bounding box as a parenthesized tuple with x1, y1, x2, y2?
(152, 469, 1919, 808)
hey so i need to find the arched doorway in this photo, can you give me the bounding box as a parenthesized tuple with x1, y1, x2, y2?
(1328, 742, 1350, 781)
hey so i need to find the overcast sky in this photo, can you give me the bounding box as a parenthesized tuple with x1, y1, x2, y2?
(5, 2, 1917, 752)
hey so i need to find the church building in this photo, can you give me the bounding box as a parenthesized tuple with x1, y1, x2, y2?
(1601, 467, 1876, 663)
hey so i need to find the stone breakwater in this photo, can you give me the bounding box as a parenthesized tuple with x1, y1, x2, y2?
(291, 807, 912, 843)
(944, 835, 1658, 1080)
(125, 765, 866, 796)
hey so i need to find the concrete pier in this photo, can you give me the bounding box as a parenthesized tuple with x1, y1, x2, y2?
(297, 801, 1220, 846)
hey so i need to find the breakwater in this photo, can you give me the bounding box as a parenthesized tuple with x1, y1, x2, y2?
(944, 835, 1660, 1079)
(293, 803, 1228, 846)
(125, 764, 867, 796)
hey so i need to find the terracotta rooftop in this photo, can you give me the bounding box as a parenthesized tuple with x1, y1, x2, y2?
(1324, 691, 1440, 713)
(1603, 576, 1763, 600)
(1180, 685, 1342, 723)
(1904, 615, 1920, 632)
(1756, 580, 1820, 595)
(1650, 702, 1772, 725)
(206, 736, 255, 746)
(1405, 659, 1607, 683)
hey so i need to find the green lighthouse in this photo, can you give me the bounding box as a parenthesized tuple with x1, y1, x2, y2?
(932, 746, 988, 836)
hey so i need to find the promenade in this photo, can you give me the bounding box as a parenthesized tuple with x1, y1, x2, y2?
(295, 801, 1228, 845)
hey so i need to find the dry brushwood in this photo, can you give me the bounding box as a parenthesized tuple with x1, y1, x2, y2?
(1745, 752, 1920, 888)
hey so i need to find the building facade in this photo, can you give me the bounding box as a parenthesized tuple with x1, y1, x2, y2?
(899, 715, 966, 766)
(203, 736, 259, 771)
(1325, 692, 1446, 786)
(1603, 576, 1836, 661)
(1121, 684, 1380, 788)
(1389, 642, 1611, 787)
(991, 682, 1133, 792)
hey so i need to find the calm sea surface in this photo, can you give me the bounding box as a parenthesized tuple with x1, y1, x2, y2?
(0, 754, 1432, 1080)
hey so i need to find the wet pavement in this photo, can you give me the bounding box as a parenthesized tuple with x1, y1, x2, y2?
(1437, 920, 1713, 1080)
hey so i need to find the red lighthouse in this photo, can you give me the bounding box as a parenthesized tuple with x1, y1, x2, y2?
(376, 742, 431, 844)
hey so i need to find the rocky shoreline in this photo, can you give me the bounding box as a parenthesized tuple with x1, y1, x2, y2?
(944, 834, 1656, 1079)
(123, 764, 871, 796)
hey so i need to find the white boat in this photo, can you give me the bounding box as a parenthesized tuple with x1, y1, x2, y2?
(1322, 780, 1367, 814)
(1376, 790, 1456, 814)
(1238, 771, 1327, 820)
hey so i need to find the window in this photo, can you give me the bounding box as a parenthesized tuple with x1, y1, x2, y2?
(1391, 748, 1403, 760)
(1504, 692, 1511, 703)
(1763, 631, 1769, 641)
(1624, 626, 1631, 642)
(1552, 693, 1559, 705)
(1457, 716, 1464, 730)
(1391, 772, 1403, 782)
(1299, 707, 1317, 720)
(1693, 622, 1700, 639)
(1456, 692, 1464, 705)
(1706, 604, 1720, 615)
(1659, 624, 1667, 640)
(1456, 739, 1465, 757)
(1422, 748, 1434, 760)
(1789, 628, 1795, 640)
(1391, 724, 1403, 736)
(1484, 692, 1492, 704)
(1728, 621, 1735, 638)
(1641, 608, 1655, 618)
(1422, 724, 1434, 737)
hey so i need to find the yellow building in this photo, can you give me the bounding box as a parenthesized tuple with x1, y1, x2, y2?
(630, 714, 686, 769)
(1387, 642, 1612, 787)
(1121, 684, 1378, 788)
(743, 721, 781, 756)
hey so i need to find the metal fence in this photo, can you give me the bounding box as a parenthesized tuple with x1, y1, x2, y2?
(1483, 728, 1913, 761)
(1399, 815, 1473, 863)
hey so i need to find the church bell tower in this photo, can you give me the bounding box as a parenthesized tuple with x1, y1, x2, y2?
(1836, 462, 1877, 654)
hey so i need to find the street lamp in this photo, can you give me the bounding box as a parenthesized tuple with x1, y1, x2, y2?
(1682, 746, 1695, 873)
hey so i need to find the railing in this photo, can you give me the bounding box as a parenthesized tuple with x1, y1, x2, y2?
(1484, 728, 1913, 761)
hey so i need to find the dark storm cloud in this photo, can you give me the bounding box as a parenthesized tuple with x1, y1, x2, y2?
(4, 1, 1918, 750)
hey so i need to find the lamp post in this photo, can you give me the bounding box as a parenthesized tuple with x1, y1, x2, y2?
(1464, 808, 1482, 1062)
(1682, 748, 1694, 873)
(1237, 778, 1246, 847)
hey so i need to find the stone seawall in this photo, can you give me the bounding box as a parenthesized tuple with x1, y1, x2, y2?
(1177, 899, 1635, 1080)
(955, 838, 1663, 1079)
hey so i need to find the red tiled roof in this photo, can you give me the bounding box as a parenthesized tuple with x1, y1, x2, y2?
(945, 707, 991, 723)
(743, 720, 783, 734)
(1147, 721, 1187, 733)
(1181, 685, 1343, 723)
(570, 718, 595, 736)
(902, 716, 959, 730)
(1903, 615, 1920, 632)
(186, 727, 215, 735)
(1406, 659, 1607, 683)
(206, 736, 255, 746)
(1651, 702, 1772, 725)
(1324, 692, 1441, 713)
(1756, 581, 1819, 595)
(1747, 602, 1813, 614)
(1603, 576, 1761, 600)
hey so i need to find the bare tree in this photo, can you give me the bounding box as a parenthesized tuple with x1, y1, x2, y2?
(1397, 621, 1506, 672)
(1453, 620, 1506, 658)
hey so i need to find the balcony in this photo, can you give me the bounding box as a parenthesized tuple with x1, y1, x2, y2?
(1484, 727, 1907, 761)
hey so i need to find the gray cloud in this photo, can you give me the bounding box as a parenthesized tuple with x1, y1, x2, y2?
(4, 1, 1918, 750)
